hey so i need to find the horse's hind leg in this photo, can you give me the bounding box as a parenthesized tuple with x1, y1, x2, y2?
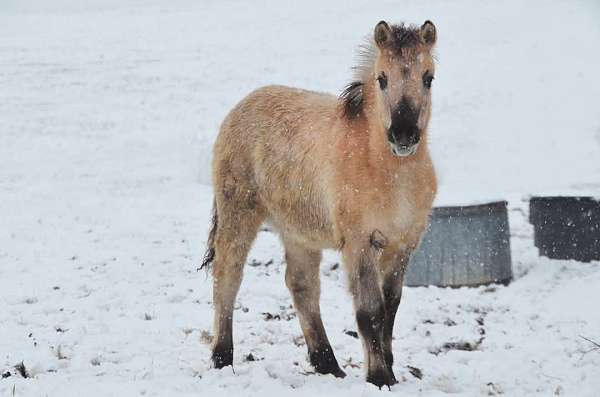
(211, 199, 264, 369)
(283, 239, 346, 378)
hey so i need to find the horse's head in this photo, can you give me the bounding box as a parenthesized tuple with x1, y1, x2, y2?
(372, 21, 437, 157)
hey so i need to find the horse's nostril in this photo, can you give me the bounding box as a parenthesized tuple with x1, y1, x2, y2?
(388, 124, 420, 145)
(391, 134, 416, 148)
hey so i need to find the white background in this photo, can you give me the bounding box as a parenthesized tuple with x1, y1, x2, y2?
(1, 1, 599, 396)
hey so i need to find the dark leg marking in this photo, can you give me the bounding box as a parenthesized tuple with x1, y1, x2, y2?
(368, 367, 396, 389)
(212, 341, 233, 369)
(382, 293, 401, 369)
(309, 344, 346, 378)
(381, 255, 409, 373)
(352, 251, 396, 387)
(356, 307, 385, 354)
(357, 306, 395, 388)
(284, 243, 346, 379)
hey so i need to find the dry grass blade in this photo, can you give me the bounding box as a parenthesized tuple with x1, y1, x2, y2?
(580, 335, 600, 349)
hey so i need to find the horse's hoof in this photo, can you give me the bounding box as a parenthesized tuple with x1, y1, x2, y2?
(315, 366, 346, 379)
(309, 347, 345, 378)
(388, 369, 398, 385)
(330, 367, 347, 378)
(211, 345, 233, 369)
(367, 366, 396, 389)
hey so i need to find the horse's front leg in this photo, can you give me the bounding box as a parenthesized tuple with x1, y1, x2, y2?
(343, 232, 396, 388)
(379, 249, 410, 373)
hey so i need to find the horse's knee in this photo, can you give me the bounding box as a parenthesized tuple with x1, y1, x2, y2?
(285, 270, 313, 298)
(352, 261, 386, 353)
(285, 276, 304, 295)
(284, 248, 320, 296)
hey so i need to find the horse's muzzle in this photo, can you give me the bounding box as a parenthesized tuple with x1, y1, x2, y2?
(389, 142, 419, 157)
(388, 97, 421, 157)
(387, 125, 420, 157)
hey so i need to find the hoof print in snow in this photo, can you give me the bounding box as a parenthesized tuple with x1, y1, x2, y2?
(422, 318, 457, 326)
(248, 259, 274, 267)
(341, 357, 361, 369)
(199, 330, 213, 345)
(486, 382, 504, 395)
(406, 365, 423, 380)
(14, 362, 29, 378)
(443, 318, 457, 327)
(244, 353, 262, 362)
(262, 312, 281, 321)
(343, 329, 359, 339)
(54, 345, 68, 360)
(430, 338, 484, 355)
(262, 306, 296, 321)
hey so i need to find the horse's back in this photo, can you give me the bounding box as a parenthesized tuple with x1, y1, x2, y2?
(213, 85, 339, 248)
(225, 84, 336, 128)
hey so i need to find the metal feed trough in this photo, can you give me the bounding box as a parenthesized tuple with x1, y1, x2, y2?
(405, 201, 513, 287)
(529, 196, 600, 262)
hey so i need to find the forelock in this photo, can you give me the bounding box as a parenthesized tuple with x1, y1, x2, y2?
(386, 24, 423, 56)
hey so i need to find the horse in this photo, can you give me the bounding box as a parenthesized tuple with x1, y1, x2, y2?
(201, 20, 438, 388)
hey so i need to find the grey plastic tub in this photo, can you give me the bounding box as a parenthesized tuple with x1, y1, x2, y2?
(405, 201, 513, 287)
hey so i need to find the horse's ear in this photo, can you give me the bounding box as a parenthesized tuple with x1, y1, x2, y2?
(420, 20, 437, 46)
(374, 21, 391, 49)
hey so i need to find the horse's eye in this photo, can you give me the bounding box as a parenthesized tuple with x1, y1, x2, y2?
(423, 74, 434, 89)
(377, 72, 388, 90)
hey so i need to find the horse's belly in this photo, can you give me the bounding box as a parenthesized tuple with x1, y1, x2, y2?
(261, 187, 337, 249)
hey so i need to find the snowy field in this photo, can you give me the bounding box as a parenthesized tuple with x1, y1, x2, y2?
(1, 0, 600, 396)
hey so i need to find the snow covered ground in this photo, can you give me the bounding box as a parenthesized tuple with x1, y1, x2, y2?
(1, 0, 600, 396)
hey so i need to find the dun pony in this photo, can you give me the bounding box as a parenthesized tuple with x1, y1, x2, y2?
(201, 20, 438, 388)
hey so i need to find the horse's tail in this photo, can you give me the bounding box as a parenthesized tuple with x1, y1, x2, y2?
(199, 199, 218, 271)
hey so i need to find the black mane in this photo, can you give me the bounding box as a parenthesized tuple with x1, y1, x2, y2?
(340, 81, 364, 119)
